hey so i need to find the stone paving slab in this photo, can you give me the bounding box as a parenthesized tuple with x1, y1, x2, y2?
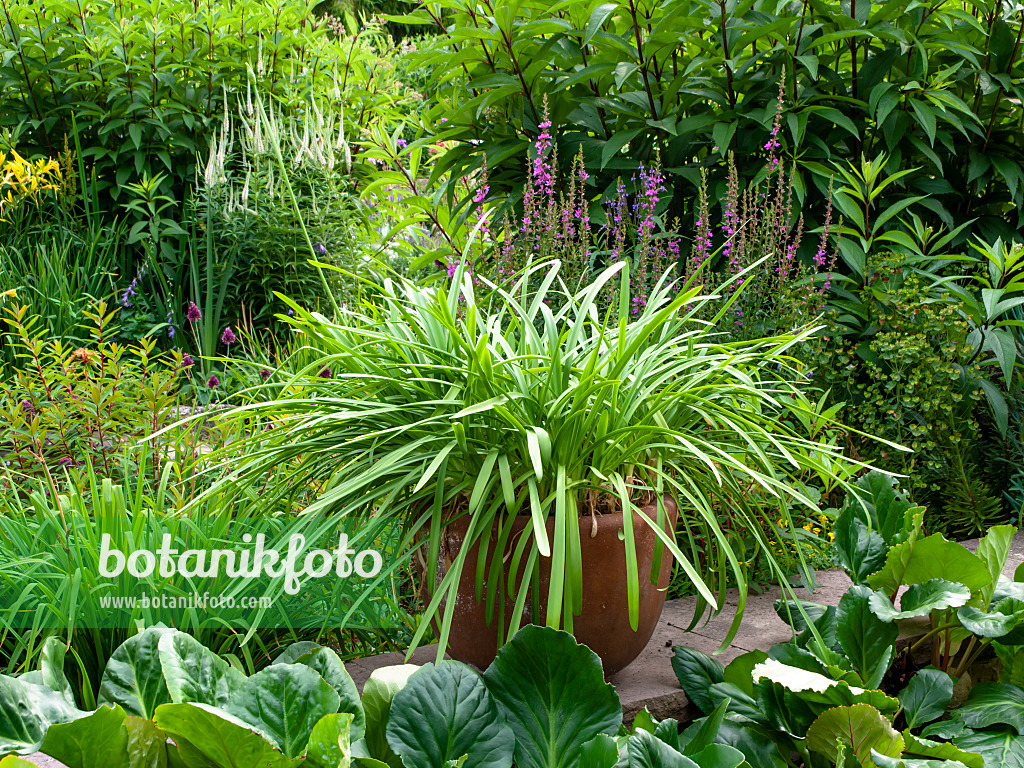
(23, 533, 1024, 765)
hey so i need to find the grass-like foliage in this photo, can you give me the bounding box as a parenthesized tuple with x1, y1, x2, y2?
(207, 257, 870, 658)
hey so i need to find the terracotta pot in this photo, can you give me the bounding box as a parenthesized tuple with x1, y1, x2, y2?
(420, 497, 677, 676)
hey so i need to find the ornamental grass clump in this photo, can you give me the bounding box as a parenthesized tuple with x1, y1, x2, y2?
(208, 257, 870, 659)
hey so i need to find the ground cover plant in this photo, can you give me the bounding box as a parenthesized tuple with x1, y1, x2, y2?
(0, 625, 757, 768)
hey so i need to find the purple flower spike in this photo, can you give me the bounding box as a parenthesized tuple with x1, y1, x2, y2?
(221, 326, 236, 346)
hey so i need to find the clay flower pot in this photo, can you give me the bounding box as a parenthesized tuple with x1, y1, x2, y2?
(420, 497, 677, 676)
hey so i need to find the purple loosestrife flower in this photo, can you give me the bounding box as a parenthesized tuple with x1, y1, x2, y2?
(764, 70, 786, 170)
(207, 374, 220, 388)
(221, 326, 236, 346)
(20, 399, 35, 414)
(186, 302, 202, 323)
(532, 101, 556, 198)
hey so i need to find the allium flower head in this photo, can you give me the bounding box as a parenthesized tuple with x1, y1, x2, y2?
(186, 302, 202, 323)
(260, 368, 272, 380)
(182, 354, 194, 367)
(318, 366, 332, 379)
(221, 326, 236, 345)
(207, 374, 220, 388)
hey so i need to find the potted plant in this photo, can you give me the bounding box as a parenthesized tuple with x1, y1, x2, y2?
(213, 258, 862, 673)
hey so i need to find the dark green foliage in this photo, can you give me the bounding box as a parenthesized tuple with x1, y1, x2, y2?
(0, 0, 346, 214)
(403, 0, 1024, 258)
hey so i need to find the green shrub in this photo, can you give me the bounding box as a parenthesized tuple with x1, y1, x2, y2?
(0, 301, 207, 494)
(0, 0, 355, 213)
(403, 0, 1024, 258)
(806, 256, 1006, 533)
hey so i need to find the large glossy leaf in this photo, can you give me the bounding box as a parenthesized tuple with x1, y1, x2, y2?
(98, 626, 174, 718)
(124, 716, 177, 768)
(773, 599, 828, 631)
(678, 701, 726, 756)
(900, 732, 984, 767)
(713, 720, 788, 768)
(838, 586, 899, 688)
(899, 668, 954, 729)
(954, 682, 1024, 734)
(0, 757, 40, 767)
(671, 647, 725, 715)
(975, 525, 1016, 608)
(158, 630, 245, 708)
(723, 651, 768, 698)
(870, 752, 972, 767)
(751, 659, 898, 715)
(958, 601, 1024, 639)
(484, 626, 621, 768)
(0, 674, 86, 755)
(869, 580, 971, 621)
(224, 665, 342, 759)
(305, 713, 353, 768)
(953, 728, 1024, 768)
(361, 664, 418, 767)
(754, 681, 819, 738)
(805, 704, 904, 766)
(834, 514, 887, 584)
(39, 705, 128, 768)
(709, 682, 768, 725)
(387, 662, 514, 768)
(848, 471, 914, 545)
(36, 637, 75, 709)
(154, 702, 302, 768)
(686, 744, 748, 767)
(994, 578, 1024, 604)
(276, 646, 365, 740)
(868, 535, 990, 597)
(579, 734, 619, 768)
(626, 730, 699, 768)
